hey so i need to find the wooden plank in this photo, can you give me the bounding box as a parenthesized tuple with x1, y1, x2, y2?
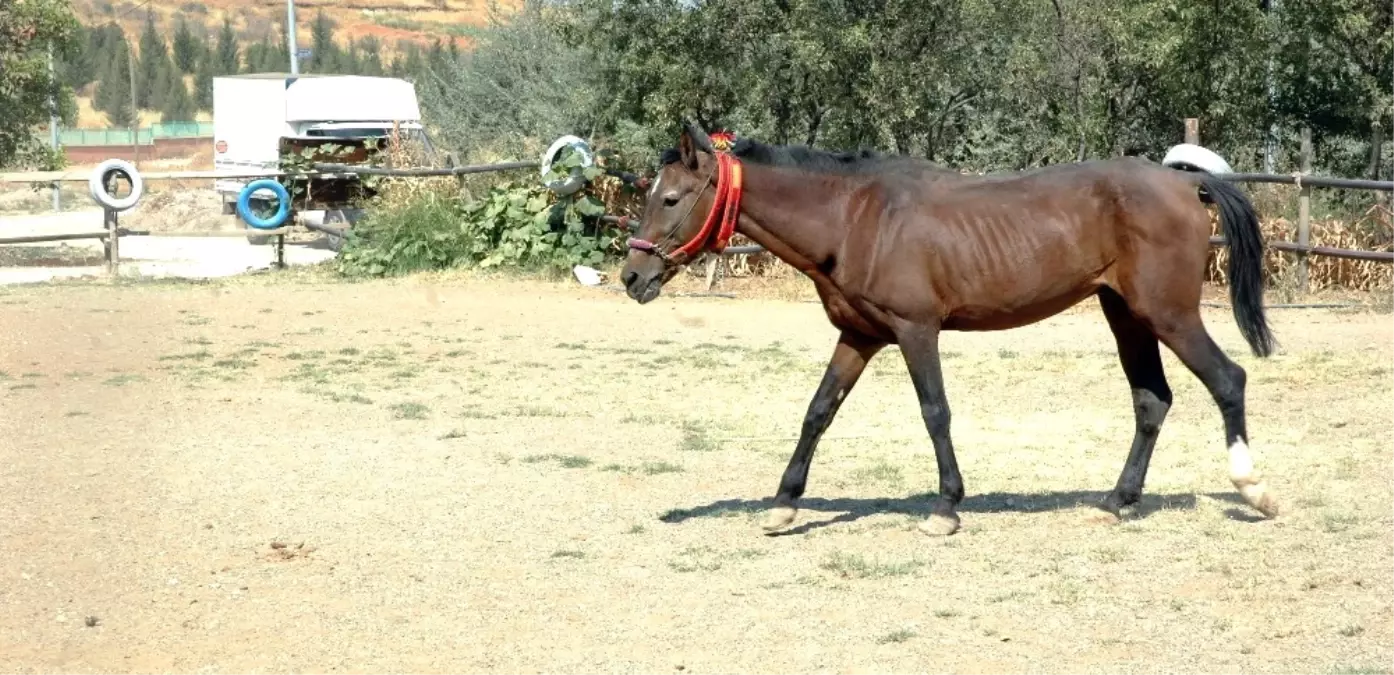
(0, 169, 360, 183)
(0, 231, 110, 245)
(104, 209, 118, 275)
(1297, 127, 1313, 290)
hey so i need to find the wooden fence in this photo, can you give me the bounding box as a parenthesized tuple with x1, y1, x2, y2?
(2, 135, 1389, 284)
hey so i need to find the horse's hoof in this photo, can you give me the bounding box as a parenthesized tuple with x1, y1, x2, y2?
(918, 513, 960, 537)
(761, 506, 798, 531)
(1086, 509, 1123, 526)
(1247, 486, 1282, 518)
(1232, 477, 1281, 518)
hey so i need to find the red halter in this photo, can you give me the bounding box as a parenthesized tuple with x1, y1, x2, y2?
(627, 132, 743, 266)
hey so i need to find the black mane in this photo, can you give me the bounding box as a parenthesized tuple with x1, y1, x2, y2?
(659, 137, 952, 176)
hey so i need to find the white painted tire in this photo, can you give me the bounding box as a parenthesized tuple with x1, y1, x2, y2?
(1161, 143, 1233, 175)
(540, 135, 595, 196)
(88, 159, 144, 211)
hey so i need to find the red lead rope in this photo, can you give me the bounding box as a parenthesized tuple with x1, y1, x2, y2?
(627, 148, 743, 265)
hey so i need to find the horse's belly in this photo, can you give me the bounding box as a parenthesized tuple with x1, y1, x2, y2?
(942, 284, 1101, 331)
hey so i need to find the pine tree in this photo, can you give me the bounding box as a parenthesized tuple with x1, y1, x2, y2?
(96, 42, 135, 127)
(160, 74, 196, 122)
(340, 39, 361, 74)
(194, 54, 214, 110)
(309, 11, 338, 73)
(153, 55, 181, 113)
(214, 17, 239, 75)
(136, 11, 168, 109)
(172, 17, 200, 74)
(358, 37, 384, 76)
(57, 22, 97, 92)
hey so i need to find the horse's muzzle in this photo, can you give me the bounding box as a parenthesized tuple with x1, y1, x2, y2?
(622, 269, 663, 304)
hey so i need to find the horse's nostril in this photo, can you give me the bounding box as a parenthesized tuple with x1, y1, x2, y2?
(621, 271, 639, 288)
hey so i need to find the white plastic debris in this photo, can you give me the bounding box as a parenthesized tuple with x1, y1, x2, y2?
(572, 265, 603, 287)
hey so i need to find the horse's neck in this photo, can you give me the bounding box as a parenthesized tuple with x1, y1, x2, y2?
(733, 163, 851, 274)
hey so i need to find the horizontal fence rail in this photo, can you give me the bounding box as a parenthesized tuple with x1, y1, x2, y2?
(1223, 173, 1392, 191)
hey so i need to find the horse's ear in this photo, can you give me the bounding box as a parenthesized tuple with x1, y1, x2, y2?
(678, 123, 704, 170)
(674, 129, 697, 170)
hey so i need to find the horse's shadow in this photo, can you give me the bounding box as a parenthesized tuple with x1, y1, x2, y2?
(657, 490, 1253, 535)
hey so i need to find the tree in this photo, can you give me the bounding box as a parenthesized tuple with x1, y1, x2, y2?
(214, 17, 239, 74)
(193, 50, 215, 110)
(0, 0, 80, 168)
(420, 1, 602, 161)
(308, 10, 338, 72)
(95, 37, 135, 128)
(358, 36, 384, 76)
(172, 16, 200, 73)
(160, 73, 196, 122)
(136, 11, 168, 108)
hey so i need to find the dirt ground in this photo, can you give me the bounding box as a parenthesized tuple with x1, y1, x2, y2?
(1, 272, 1391, 674)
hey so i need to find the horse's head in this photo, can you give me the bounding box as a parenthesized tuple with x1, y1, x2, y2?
(621, 119, 740, 304)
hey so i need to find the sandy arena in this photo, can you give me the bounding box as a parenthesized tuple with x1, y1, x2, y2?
(1, 272, 1390, 673)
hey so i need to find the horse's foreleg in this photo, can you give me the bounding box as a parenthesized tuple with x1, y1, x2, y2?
(763, 330, 884, 532)
(897, 324, 964, 536)
(1098, 289, 1173, 519)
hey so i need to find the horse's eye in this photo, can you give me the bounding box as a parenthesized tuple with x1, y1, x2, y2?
(663, 195, 680, 207)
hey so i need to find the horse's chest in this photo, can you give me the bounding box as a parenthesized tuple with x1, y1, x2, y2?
(814, 279, 890, 339)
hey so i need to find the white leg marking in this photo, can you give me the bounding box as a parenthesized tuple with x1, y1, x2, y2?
(1228, 439, 1256, 484)
(1229, 439, 1280, 517)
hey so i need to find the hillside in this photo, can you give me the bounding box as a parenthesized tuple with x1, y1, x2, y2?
(73, 0, 522, 57)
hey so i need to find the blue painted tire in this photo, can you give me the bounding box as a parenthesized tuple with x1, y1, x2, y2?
(236, 179, 291, 230)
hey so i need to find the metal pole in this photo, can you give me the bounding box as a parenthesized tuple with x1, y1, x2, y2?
(48, 42, 60, 213)
(287, 0, 299, 75)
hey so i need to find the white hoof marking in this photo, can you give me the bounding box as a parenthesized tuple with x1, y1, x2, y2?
(1229, 439, 1280, 517)
(762, 506, 798, 531)
(919, 514, 960, 537)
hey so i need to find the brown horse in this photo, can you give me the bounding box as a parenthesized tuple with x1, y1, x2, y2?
(621, 120, 1279, 536)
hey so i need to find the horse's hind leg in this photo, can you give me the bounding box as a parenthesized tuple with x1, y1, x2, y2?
(1152, 312, 1281, 517)
(1098, 289, 1174, 518)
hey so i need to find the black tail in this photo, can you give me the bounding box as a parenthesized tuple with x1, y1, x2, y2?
(1198, 175, 1276, 357)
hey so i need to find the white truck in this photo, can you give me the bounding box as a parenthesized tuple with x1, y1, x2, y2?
(211, 73, 429, 246)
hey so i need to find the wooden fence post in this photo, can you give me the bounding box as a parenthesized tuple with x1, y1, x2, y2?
(104, 208, 119, 276)
(1297, 127, 1312, 293)
(1184, 118, 1200, 145)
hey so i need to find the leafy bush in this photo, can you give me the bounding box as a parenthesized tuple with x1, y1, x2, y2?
(337, 151, 624, 277)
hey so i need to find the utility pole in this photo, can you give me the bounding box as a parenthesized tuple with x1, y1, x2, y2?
(48, 42, 60, 213)
(287, 0, 300, 75)
(128, 41, 139, 168)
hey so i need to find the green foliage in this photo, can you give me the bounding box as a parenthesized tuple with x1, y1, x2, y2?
(136, 11, 167, 108)
(159, 69, 195, 122)
(0, 0, 79, 168)
(213, 17, 238, 75)
(338, 151, 618, 278)
(93, 28, 134, 127)
(415, 0, 602, 163)
(171, 16, 199, 73)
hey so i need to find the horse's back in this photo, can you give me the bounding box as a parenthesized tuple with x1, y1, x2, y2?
(845, 157, 1204, 329)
